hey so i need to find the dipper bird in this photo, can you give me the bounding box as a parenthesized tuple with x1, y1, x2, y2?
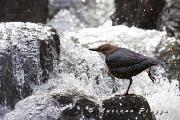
(89, 44, 163, 95)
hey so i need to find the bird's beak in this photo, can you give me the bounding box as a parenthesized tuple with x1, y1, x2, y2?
(89, 48, 99, 51)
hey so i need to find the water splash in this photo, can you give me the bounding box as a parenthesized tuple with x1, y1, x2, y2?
(2, 1, 180, 120)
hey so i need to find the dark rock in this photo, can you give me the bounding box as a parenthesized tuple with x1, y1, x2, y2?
(0, 0, 48, 23)
(54, 94, 155, 120)
(102, 94, 156, 120)
(0, 22, 60, 108)
(111, 0, 165, 29)
(0, 52, 20, 108)
(53, 95, 74, 107)
(155, 38, 180, 84)
(158, 0, 180, 39)
(53, 95, 99, 120)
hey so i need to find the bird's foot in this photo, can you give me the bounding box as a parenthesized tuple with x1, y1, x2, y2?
(121, 91, 129, 96)
(121, 78, 133, 96)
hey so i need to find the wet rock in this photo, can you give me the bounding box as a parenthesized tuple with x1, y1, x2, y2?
(102, 94, 156, 120)
(0, 0, 48, 23)
(56, 94, 156, 120)
(54, 95, 99, 120)
(155, 38, 180, 83)
(3, 24, 179, 120)
(0, 22, 60, 108)
(3, 94, 61, 120)
(111, 0, 165, 29)
(158, 0, 180, 39)
(4, 93, 156, 120)
(0, 52, 20, 108)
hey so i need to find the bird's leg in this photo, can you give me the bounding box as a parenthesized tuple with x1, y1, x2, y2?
(123, 78, 133, 95)
(108, 72, 118, 93)
(148, 67, 156, 83)
(112, 83, 118, 93)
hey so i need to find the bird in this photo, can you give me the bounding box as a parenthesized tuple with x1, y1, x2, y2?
(89, 43, 164, 95)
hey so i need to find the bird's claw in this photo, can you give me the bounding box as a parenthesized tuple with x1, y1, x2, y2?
(122, 91, 129, 96)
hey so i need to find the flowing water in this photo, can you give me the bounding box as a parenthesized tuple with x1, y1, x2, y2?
(2, 0, 180, 120)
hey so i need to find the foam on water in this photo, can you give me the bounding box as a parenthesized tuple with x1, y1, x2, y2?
(3, 25, 180, 120)
(2, 0, 180, 119)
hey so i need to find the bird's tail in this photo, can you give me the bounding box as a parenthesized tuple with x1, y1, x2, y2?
(154, 59, 169, 66)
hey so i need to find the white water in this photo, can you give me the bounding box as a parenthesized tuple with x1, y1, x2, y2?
(3, 0, 180, 120)
(0, 22, 58, 119)
(3, 25, 180, 120)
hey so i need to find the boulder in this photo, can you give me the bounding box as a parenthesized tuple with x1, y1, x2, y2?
(102, 94, 156, 120)
(54, 95, 99, 120)
(0, 0, 48, 23)
(155, 38, 180, 83)
(0, 51, 19, 107)
(0, 22, 60, 108)
(158, 0, 180, 39)
(4, 93, 156, 120)
(111, 0, 165, 29)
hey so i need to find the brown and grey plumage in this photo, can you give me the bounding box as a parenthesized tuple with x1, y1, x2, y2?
(89, 43, 164, 95)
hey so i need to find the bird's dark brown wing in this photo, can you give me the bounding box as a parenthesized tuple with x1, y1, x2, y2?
(105, 48, 148, 68)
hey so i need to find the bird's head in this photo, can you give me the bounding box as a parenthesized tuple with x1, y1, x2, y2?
(89, 43, 119, 56)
